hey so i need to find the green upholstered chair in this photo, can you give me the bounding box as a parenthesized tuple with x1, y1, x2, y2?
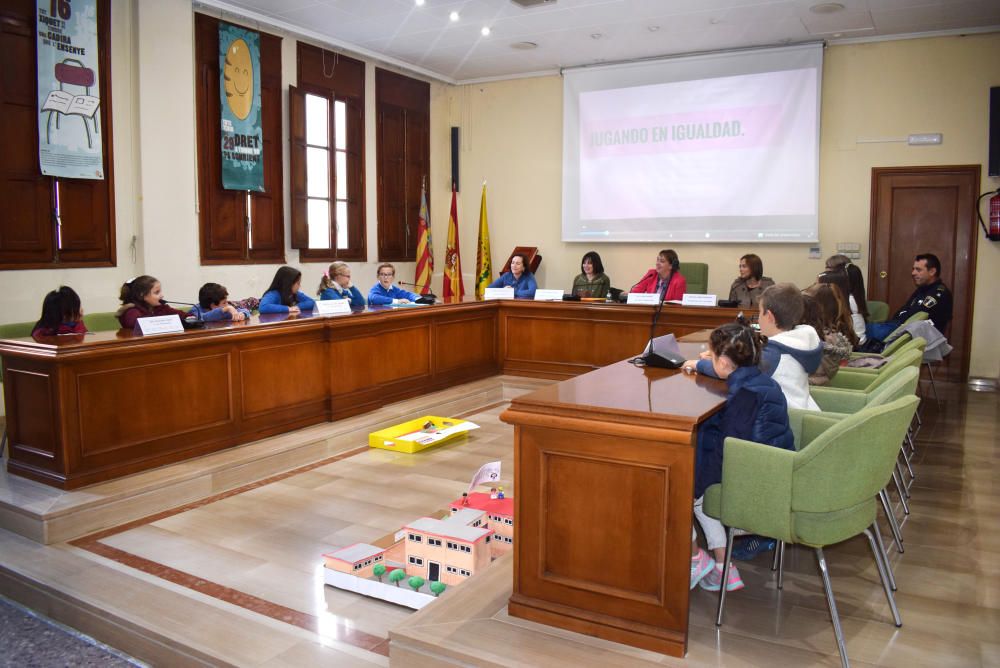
(883, 310, 929, 344)
(0, 321, 34, 339)
(704, 395, 920, 668)
(850, 333, 925, 363)
(827, 347, 922, 391)
(678, 262, 708, 295)
(867, 300, 890, 323)
(83, 311, 122, 332)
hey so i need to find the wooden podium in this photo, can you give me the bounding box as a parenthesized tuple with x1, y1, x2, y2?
(501, 351, 727, 656)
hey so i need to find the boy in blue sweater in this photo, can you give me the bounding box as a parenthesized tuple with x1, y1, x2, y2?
(190, 283, 251, 322)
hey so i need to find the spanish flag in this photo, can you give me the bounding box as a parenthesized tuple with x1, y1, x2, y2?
(443, 183, 465, 300)
(475, 183, 492, 300)
(414, 179, 433, 294)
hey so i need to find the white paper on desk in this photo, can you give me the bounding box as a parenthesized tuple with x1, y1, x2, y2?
(315, 300, 352, 316)
(484, 288, 514, 300)
(136, 315, 184, 336)
(681, 293, 718, 307)
(626, 292, 661, 306)
(533, 289, 564, 301)
(642, 333, 682, 357)
(396, 421, 480, 444)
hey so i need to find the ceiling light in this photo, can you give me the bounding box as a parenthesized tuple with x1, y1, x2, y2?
(648, 26, 660, 32)
(810, 2, 845, 14)
(510, 41, 538, 50)
(414, 0, 425, 6)
(481, 26, 491, 36)
(449, 11, 459, 21)
(590, 33, 603, 40)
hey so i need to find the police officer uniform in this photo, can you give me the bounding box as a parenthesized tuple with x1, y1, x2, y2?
(891, 279, 952, 334)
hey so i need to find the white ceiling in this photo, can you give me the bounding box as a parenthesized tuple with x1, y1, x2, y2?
(204, 0, 1000, 82)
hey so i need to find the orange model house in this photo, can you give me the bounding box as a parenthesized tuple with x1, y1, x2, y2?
(448, 492, 514, 559)
(322, 543, 387, 578)
(402, 508, 493, 586)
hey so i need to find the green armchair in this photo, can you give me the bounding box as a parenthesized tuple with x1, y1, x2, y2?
(678, 262, 708, 295)
(827, 347, 922, 391)
(703, 395, 919, 668)
(83, 311, 122, 332)
(867, 300, 890, 323)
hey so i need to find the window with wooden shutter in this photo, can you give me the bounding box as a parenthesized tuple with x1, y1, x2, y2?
(375, 68, 429, 263)
(291, 43, 365, 262)
(0, 0, 115, 270)
(194, 13, 284, 265)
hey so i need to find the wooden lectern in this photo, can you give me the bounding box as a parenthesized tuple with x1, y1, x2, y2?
(501, 352, 727, 656)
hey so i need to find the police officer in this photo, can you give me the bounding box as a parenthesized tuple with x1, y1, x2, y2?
(867, 253, 952, 344)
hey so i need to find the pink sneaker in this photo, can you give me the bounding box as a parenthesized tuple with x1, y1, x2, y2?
(699, 563, 745, 592)
(690, 549, 716, 589)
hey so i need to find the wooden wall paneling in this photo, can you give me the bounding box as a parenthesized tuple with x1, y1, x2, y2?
(239, 334, 329, 420)
(432, 313, 497, 375)
(4, 363, 60, 471)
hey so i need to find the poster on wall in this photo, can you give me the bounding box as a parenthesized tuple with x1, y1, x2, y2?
(36, 0, 104, 180)
(219, 22, 264, 192)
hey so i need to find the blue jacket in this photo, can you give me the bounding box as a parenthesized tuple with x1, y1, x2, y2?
(368, 283, 420, 306)
(188, 303, 252, 322)
(319, 285, 366, 308)
(694, 365, 793, 498)
(487, 272, 537, 299)
(258, 290, 316, 314)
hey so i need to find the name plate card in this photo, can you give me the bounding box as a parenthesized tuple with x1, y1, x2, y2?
(315, 299, 353, 316)
(626, 292, 661, 306)
(533, 289, 564, 301)
(136, 315, 184, 336)
(484, 287, 515, 300)
(681, 293, 718, 307)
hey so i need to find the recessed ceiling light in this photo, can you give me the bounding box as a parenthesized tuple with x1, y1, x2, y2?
(810, 2, 845, 14)
(709, 17, 721, 25)
(590, 32, 603, 40)
(832, 32, 843, 38)
(648, 25, 660, 32)
(414, 0, 425, 6)
(481, 26, 491, 36)
(510, 41, 538, 50)
(449, 11, 459, 21)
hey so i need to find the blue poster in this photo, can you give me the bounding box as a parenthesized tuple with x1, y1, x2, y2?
(36, 0, 104, 180)
(219, 23, 263, 192)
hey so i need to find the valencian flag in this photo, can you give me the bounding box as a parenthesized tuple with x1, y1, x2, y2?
(443, 183, 465, 300)
(475, 182, 492, 300)
(414, 178, 434, 295)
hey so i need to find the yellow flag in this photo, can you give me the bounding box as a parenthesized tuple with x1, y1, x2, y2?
(475, 183, 492, 300)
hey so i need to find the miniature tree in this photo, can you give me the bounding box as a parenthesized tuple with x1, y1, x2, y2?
(408, 576, 425, 592)
(389, 568, 406, 587)
(373, 563, 386, 582)
(430, 581, 446, 597)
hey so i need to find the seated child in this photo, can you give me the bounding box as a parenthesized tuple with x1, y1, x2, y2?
(802, 284, 857, 386)
(116, 276, 189, 329)
(32, 286, 87, 340)
(188, 283, 250, 322)
(317, 261, 365, 308)
(259, 266, 316, 314)
(682, 322, 794, 592)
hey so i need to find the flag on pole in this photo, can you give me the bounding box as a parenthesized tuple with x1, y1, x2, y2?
(475, 182, 492, 300)
(414, 177, 433, 294)
(467, 461, 501, 493)
(443, 182, 465, 300)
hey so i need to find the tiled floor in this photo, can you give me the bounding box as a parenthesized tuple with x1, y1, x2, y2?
(0, 377, 997, 667)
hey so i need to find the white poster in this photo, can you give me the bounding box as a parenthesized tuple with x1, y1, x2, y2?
(37, 0, 104, 179)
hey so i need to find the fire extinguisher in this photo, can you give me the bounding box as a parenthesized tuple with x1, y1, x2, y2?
(979, 188, 1000, 240)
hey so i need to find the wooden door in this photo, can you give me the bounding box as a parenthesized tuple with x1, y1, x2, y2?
(869, 165, 980, 381)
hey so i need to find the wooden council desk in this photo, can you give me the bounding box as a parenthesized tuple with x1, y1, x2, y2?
(0, 299, 739, 489)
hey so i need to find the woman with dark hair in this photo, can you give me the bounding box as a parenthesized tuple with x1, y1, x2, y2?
(488, 253, 537, 299)
(628, 249, 687, 301)
(116, 275, 189, 329)
(571, 251, 611, 298)
(259, 266, 316, 314)
(818, 264, 866, 345)
(728, 253, 774, 308)
(825, 254, 869, 336)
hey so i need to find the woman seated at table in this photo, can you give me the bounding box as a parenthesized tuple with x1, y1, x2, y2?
(571, 251, 611, 298)
(488, 253, 537, 299)
(628, 249, 686, 301)
(368, 263, 420, 305)
(728, 253, 774, 308)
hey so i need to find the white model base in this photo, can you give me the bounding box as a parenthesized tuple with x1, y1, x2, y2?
(324, 568, 435, 610)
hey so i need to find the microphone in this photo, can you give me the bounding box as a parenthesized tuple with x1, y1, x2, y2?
(640, 276, 684, 368)
(620, 268, 657, 302)
(162, 300, 206, 329)
(396, 281, 437, 304)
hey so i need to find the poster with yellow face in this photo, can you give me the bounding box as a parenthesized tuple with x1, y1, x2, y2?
(219, 23, 263, 191)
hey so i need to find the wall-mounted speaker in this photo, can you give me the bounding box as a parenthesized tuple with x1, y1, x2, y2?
(989, 87, 999, 178)
(451, 126, 460, 191)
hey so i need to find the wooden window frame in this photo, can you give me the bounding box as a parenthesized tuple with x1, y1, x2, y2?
(194, 13, 285, 265)
(291, 42, 365, 262)
(375, 68, 430, 263)
(0, 0, 116, 270)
